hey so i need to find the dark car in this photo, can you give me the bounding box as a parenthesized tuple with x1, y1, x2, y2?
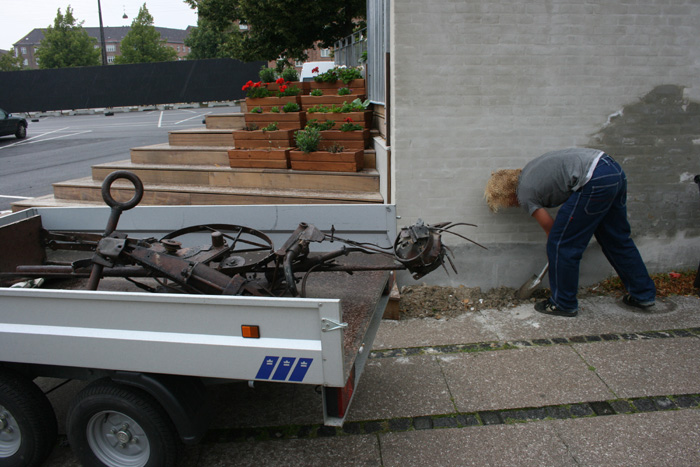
(0, 108, 27, 139)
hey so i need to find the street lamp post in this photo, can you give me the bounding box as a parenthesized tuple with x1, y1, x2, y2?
(97, 0, 108, 65)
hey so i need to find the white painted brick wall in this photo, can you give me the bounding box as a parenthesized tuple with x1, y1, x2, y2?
(391, 0, 700, 288)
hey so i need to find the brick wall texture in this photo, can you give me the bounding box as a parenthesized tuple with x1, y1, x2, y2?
(391, 0, 700, 288)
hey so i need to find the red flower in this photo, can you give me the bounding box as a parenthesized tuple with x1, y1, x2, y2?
(253, 81, 261, 88)
(246, 80, 253, 86)
(275, 77, 285, 85)
(312, 67, 319, 73)
(242, 84, 250, 91)
(280, 85, 287, 93)
(344, 117, 353, 123)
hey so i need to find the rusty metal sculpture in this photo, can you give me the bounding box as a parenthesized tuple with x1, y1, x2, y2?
(8, 171, 484, 297)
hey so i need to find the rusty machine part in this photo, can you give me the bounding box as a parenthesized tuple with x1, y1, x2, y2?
(6, 172, 484, 297)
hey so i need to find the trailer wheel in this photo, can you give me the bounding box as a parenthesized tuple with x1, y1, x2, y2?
(67, 379, 179, 467)
(0, 369, 57, 467)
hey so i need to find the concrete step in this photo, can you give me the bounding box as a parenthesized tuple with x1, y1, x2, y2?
(90, 160, 380, 193)
(205, 113, 245, 130)
(130, 143, 231, 166)
(34, 177, 383, 208)
(168, 129, 235, 147)
(130, 143, 377, 169)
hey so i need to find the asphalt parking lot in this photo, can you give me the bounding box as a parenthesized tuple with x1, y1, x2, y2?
(0, 104, 239, 212)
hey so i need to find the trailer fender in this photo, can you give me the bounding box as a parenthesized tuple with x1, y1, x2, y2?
(111, 372, 211, 445)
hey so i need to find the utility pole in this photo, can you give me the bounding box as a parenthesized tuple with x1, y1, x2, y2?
(97, 0, 107, 65)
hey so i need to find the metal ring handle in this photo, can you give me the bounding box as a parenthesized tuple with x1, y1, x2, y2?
(101, 171, 144, 211)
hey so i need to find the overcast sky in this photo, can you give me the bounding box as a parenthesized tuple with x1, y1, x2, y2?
(1, 0, 199, 51)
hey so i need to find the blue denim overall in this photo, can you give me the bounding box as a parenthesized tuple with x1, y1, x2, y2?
(547, 155, 656, 311)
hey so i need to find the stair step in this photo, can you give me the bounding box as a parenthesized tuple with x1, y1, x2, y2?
(169, 129, 235, 147)
(130, 143, 376, 169)
(205, 113, 245, 130)
(131, 143, 231, 166)
(44, 177, 383, 207)
(91, 160, 380, 193)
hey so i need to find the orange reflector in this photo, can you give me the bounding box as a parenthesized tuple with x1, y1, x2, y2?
(241, 325, 260, 338)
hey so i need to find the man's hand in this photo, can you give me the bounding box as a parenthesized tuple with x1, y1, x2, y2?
(532, 208, 554, 236)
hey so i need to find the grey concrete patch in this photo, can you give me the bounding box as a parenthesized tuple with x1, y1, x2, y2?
(346, 355, 454, 421)
(197, 434, 381, 466)
(470, 295, 700, 343)
(552, 409, 700, 466)
(573, 337, 700, 398)
(374, 311, 501, 349)
(439, 346, 613, 412)
(380, 423, 576, 467)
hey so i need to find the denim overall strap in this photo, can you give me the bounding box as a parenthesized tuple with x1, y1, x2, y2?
(547, 155, 655, 311)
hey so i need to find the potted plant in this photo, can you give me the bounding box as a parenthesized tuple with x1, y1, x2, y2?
(289, 125, 364, 172)
(233, 121, 296, 149)
(242, 80, 301, 112)
(229, 122, 292, 168)
(305, 98, 373, 129)
(309, 66, 365, 92)
(318, 117, 370, 150)
(300, 85, 366, 109)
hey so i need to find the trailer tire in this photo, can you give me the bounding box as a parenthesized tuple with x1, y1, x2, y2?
(0, 369, 57, 467)
(67, 379, 180, 467)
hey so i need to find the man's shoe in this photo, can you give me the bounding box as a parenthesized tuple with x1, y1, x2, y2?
(534, 299, 578, 317)
(622, 294, 655, 309)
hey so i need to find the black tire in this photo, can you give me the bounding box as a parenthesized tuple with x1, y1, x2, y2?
(67, 379, 180, 467)
(14, 125, 26, 140)
(0, 369, 58, 467)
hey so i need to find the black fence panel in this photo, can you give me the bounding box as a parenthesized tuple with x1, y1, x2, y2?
(0, 58, 266, 113)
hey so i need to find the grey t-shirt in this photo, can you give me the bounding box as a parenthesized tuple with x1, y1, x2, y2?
(516, 148, 604, 215)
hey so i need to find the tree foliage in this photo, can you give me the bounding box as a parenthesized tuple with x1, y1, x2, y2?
(184, 16, 228, 60)
(35, 6, 101, 69)
(115, 3, 178, 64)
(185, 0, 366, 62)
(0, 53, 24, 72)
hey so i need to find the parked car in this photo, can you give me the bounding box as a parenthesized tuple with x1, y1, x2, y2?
(0, 108, 27, 139)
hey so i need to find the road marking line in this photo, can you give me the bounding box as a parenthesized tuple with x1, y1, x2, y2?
(174, 112, 210, 125)
(19, 131, 93, 144)
(158, 111, 164, 128)
(0, 195, 32, 199)
(0, 127, 71, 150)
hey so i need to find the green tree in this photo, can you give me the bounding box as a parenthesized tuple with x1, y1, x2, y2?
(35, 6, 101, 69)
(185, 0, 365, 63)
(115, 3, 178, 64)
(0, 53, 24, 71)
(184, 16, 228, 60)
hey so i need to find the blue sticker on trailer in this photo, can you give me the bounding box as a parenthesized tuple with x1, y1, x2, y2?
(257, 356, 313, 382)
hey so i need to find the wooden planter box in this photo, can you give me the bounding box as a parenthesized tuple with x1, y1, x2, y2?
(244, 112, 306, 130)
(309, 79, 365, 92)
(319, 129, 370, 150)
(301, 95, 366, 110)
(289, 150, 364, 172)
(264, 81, 310, 93)
(246, 96, 301, 113)
(304, 110, 373, 129)
(228, 148, 290, 169)
(233, 129, 295, 149)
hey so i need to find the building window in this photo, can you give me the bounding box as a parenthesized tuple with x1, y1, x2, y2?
(320, 48, 331, 58)
(239, 22, 248, 30)
(177, 46, 181, 52)
(295, 60, 304, 67)
(107, 56, 115, 63)
(23, 59, 28, 66)
(106, 44, 116, 52)
(21, 47, 27, 54)
(33, 48, 38, 53)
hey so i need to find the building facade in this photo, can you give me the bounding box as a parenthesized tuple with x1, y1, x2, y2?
(13, 26, 192, 69)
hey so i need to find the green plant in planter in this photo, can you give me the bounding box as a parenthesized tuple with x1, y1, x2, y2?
(276, 84, 302, 97)
(312, 66, 364, 84)
(338, 87, 352, 96)
(245, 123, 259, 131)
(262, 122, 279, 132)
(281, 67, 298, 82)
(270, 106, 280, 113)
(282, 102, 300, 113)
(326, 143, 346, 153)
(310, 88, 324, 97)
(251, 106, 263, 113)
(259, 66, 276, 83)
(306, 119, 336, 131)
(294, 127, 321, 153)
(340, 118, 363, 132)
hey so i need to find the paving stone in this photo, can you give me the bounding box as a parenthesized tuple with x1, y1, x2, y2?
(632, 398, 658, 412)
(589, 401, 615, 415)
(545, 406, 572, 419)
(673, 394, 700, 408)
(479, 411, 502, 425)
(363, 421, 383, 434)
(380, 423, 574, 467)
(573, 338, 700, 398)
(552, 410, 700, 466)
(413, 416, 433, 430)
(569, 403, 594, 417)
(609, 399, 635, 414)
(432, 416, 460, 428)
(346, 355, 454, 422)
(387, 418, 412, 432)
(439, 346, 612, 412)
(652, 396, 676, 410)
(456, 414, 480, 426)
